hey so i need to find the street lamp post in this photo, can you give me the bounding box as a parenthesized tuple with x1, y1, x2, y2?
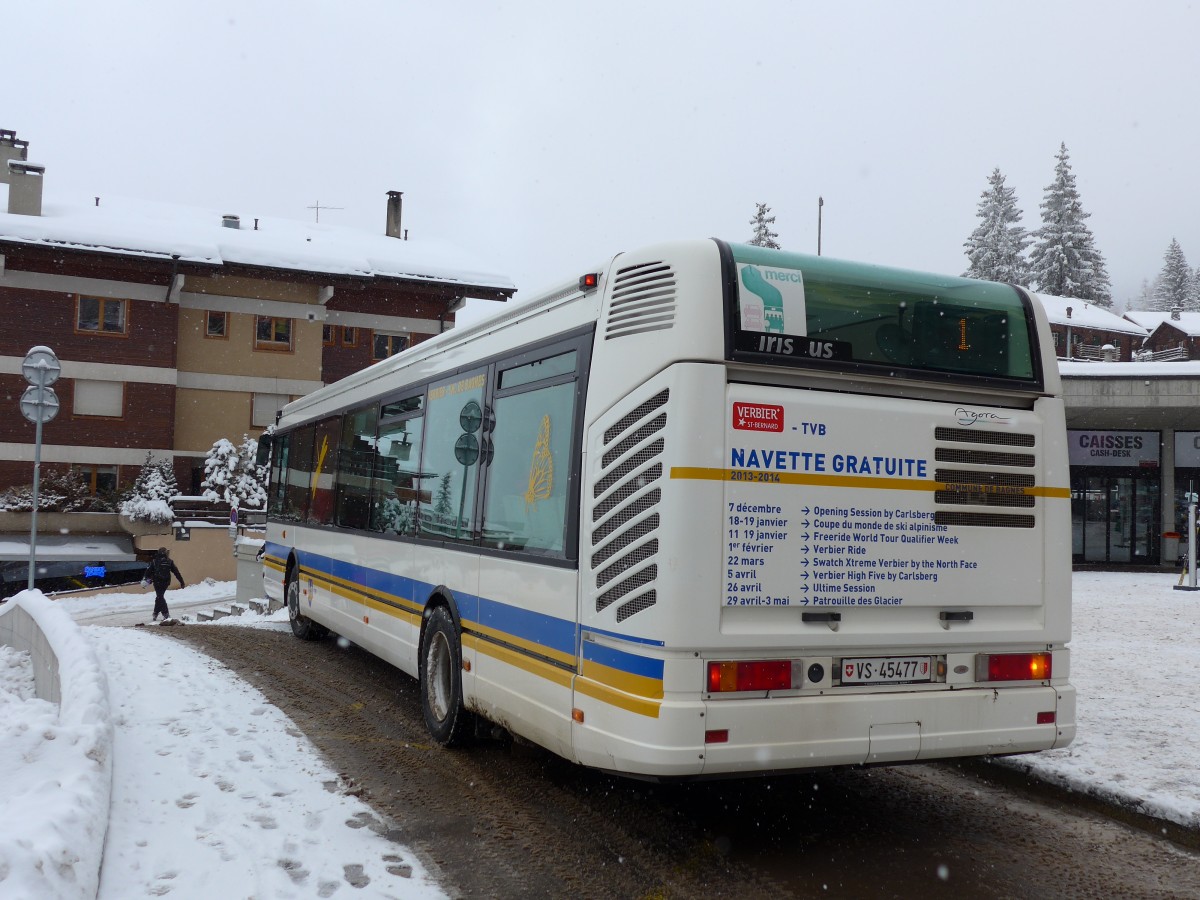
(817, 196, 824, 256)
(19, 346, 61, 590)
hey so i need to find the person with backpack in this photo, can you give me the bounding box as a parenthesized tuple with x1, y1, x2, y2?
(145, 547, 185, 622)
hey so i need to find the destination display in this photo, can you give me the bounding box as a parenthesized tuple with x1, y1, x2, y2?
(723, 392, 1045, 609)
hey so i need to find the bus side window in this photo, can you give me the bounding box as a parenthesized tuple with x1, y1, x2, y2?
(371, 415, 425, 534)
(305, 418, 341, 527)
(281, 427, 315, 522)
(334, 404, 378, 530)
(482, 381, 576, 554)
(420, 371, 487, 541)
(267, 432, 290, 517)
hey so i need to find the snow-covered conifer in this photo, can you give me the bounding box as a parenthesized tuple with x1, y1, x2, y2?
(1028, 143, 1112, 306)
(201, 436, 267, 509)
(963, 168, 1029, 285)
(748, 203, 781, 249)
(1152, 239, 1192, 311)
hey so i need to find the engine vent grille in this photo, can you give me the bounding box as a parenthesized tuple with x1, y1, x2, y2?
(589, 391, 668, 620)
(934, 427, 1036, 447)
(935, 469, 1036, 488)
(934, 489, 1035, 508)
(933, 428, 1041, 528)
(604, 262, 677, 340)
(935, 511, 1035, 529)
(935, 447, 1036, 467)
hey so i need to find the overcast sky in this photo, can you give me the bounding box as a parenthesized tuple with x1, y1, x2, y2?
(8, 2, 1199, 318)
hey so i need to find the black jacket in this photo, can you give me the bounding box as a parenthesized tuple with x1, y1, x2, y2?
(146, 554, 184, 589)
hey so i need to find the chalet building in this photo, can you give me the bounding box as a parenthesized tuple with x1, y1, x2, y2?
(0, 128, 514, 498)
(1035, 292, 1148, 361)
(1122, 310, 1200, 361)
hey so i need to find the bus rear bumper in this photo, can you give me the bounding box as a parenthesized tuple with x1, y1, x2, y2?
(574, 683, 1075, 779)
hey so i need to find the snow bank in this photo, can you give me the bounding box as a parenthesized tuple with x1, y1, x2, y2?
(0, 590, 113, 900)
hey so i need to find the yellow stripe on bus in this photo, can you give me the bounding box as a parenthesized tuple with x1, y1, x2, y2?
(579, 657, 664, 700)
(464, 633, 575, 689)
(299, 567, 421, 620)
(574, 677, 662, 718)
(670, 467, 1071, 499)
(471, 622, 577, 669)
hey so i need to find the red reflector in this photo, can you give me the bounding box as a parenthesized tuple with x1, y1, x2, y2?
(980, 652, 1052, 682)
(578, 273, 599, 290)
(706, 660, 792, 692)
(1037, 711, 1056, 725)
(705, 729, 729, 744)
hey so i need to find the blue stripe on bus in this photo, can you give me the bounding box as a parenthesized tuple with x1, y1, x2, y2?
(265, 542, 660, 687)
(476, 595, 577, 659)
(581, 641, 665, 681)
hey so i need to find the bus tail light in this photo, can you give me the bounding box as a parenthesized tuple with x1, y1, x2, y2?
(976, 652, 1052, 682)
(707, 660, 794, 693)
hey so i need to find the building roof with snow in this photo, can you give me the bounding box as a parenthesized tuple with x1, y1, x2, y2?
(1122, 310, 1200, 338)
(0, 190, 515, 301)
(1032, 292, 1148, 338)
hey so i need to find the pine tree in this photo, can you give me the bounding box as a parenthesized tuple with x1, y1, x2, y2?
(963, 168, 1029, 284)
(748, 202, 781, 249)
(129, 452, 178, 502)
(201, 435, 267, 509)
(1130, 278, 1157, 312)
(1153, 238, 1192, 311)
(1028, 143, 1113, 306)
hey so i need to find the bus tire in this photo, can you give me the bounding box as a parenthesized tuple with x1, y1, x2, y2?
(286, 566, 326, 641)
(420, 605, 472, 747)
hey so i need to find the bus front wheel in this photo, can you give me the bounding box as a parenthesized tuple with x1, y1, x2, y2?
(286, 567, 326, 641)
(420, 606, 472, 746)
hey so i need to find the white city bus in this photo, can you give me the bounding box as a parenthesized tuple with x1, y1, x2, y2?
(262, 238, 1074, 778)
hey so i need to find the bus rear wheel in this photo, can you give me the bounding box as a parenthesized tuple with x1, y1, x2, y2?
(286, 567, 326, 641)
(420, 606, 472, 746)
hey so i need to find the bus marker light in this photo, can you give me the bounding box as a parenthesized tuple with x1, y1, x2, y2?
(976, 652, 1052, 682)
(1037, 711, 1056, 725)
(707, 660, 793, 693)
(578, 273, 599, 291)
(705, 729, 729, 744)
(572, 708, 585, 724)
(462, 660, 471, 672)
(363, 615, 369, 624)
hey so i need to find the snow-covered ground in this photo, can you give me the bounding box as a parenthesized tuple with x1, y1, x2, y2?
(1, 571, 1198, 899)
(1, 585, 441, 900)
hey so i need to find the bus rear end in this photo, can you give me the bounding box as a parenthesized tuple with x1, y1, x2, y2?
(573, 240, 1074, 778)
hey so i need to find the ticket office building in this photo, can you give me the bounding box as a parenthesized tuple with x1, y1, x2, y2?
(1061, 367, 1200, 567)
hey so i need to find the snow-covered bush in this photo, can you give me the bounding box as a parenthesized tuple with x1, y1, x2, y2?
(0, 467, 110, 512)
(201, 435, 267, 509)
(119, 453, 177, 523)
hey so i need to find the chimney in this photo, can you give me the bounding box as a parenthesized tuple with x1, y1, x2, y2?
(385, 191, 404, 239)
(1172, 306, 1182, 321)
(222, 214, 240, 229)
(7, 160, 45, 216)
(1, 129, 29, 170)
(2, 129, 43, 216)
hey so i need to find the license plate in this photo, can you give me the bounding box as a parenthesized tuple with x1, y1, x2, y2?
(840, 656, 933, 685)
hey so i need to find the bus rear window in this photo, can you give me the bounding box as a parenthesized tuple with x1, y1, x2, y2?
(727, 245, 1039, 384)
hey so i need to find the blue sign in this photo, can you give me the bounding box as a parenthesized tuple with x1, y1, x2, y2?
(84, 565, 107, 578)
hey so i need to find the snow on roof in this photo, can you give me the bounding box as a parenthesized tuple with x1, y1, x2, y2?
(1059, 359, 1200, 377)
(0, 194, 515, 297)
(1032, 292, 1148, 337)
(1122, 309, 1200, 337)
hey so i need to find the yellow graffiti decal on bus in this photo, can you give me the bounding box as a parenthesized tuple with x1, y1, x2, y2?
(524, 415, 554, 507)
(310, 434, 330, 504)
